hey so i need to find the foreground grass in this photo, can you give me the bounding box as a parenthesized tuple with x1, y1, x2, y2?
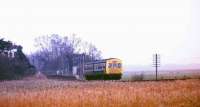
(0, 79, 199, 107)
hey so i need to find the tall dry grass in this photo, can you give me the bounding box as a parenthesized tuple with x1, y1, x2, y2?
(0, 79, 199, 107)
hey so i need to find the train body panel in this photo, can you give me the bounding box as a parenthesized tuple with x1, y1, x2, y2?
(84, 58, 122, 80)
(106, 58, 122, 74)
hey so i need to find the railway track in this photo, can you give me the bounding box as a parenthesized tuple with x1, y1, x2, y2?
(47, 75, 77, 80)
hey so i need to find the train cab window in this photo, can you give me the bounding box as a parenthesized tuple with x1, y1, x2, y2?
(118, 63, 121, 68)
(113, 63, 117, 68)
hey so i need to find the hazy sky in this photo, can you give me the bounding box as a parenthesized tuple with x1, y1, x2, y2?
(0, 0, 200, 65)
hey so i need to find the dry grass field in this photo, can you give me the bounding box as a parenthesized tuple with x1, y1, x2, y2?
(0, 79, 200, 107)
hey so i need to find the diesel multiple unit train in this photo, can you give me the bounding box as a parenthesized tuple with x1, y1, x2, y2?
(84, 58, 123, 80)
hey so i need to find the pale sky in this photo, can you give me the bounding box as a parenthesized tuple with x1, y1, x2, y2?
(0, 0, 200, 65)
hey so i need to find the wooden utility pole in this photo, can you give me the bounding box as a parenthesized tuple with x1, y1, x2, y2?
(153, 54, 160, 81)
(82, 53, 85, 79)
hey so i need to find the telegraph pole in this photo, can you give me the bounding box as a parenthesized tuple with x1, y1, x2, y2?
(153, 54, 160, 81)
(82, 53, 85, 79)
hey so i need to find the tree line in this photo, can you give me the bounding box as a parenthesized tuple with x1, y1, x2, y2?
(0, 38, 36, 80)
(0, 34, 101, 80)
(28, 34, 101, 75)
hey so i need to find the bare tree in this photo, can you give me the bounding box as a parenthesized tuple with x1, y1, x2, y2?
(31, 34, 101, 75)
(80, 42, 101, 61)
(88, 43, 101, 61)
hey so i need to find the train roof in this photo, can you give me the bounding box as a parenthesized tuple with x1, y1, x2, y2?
(105, 58, 121, 60)
(85, 60, 106, 65)
(85, 58, 121, 65)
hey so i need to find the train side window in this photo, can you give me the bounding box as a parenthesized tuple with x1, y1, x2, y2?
(84, 65, 93, 71)
(98, 66, 102, 70)
(94, 64, 98, 70)
(108, 63, 112, 68)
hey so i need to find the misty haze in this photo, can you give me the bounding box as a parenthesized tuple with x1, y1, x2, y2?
(0, 0, 200, 107)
